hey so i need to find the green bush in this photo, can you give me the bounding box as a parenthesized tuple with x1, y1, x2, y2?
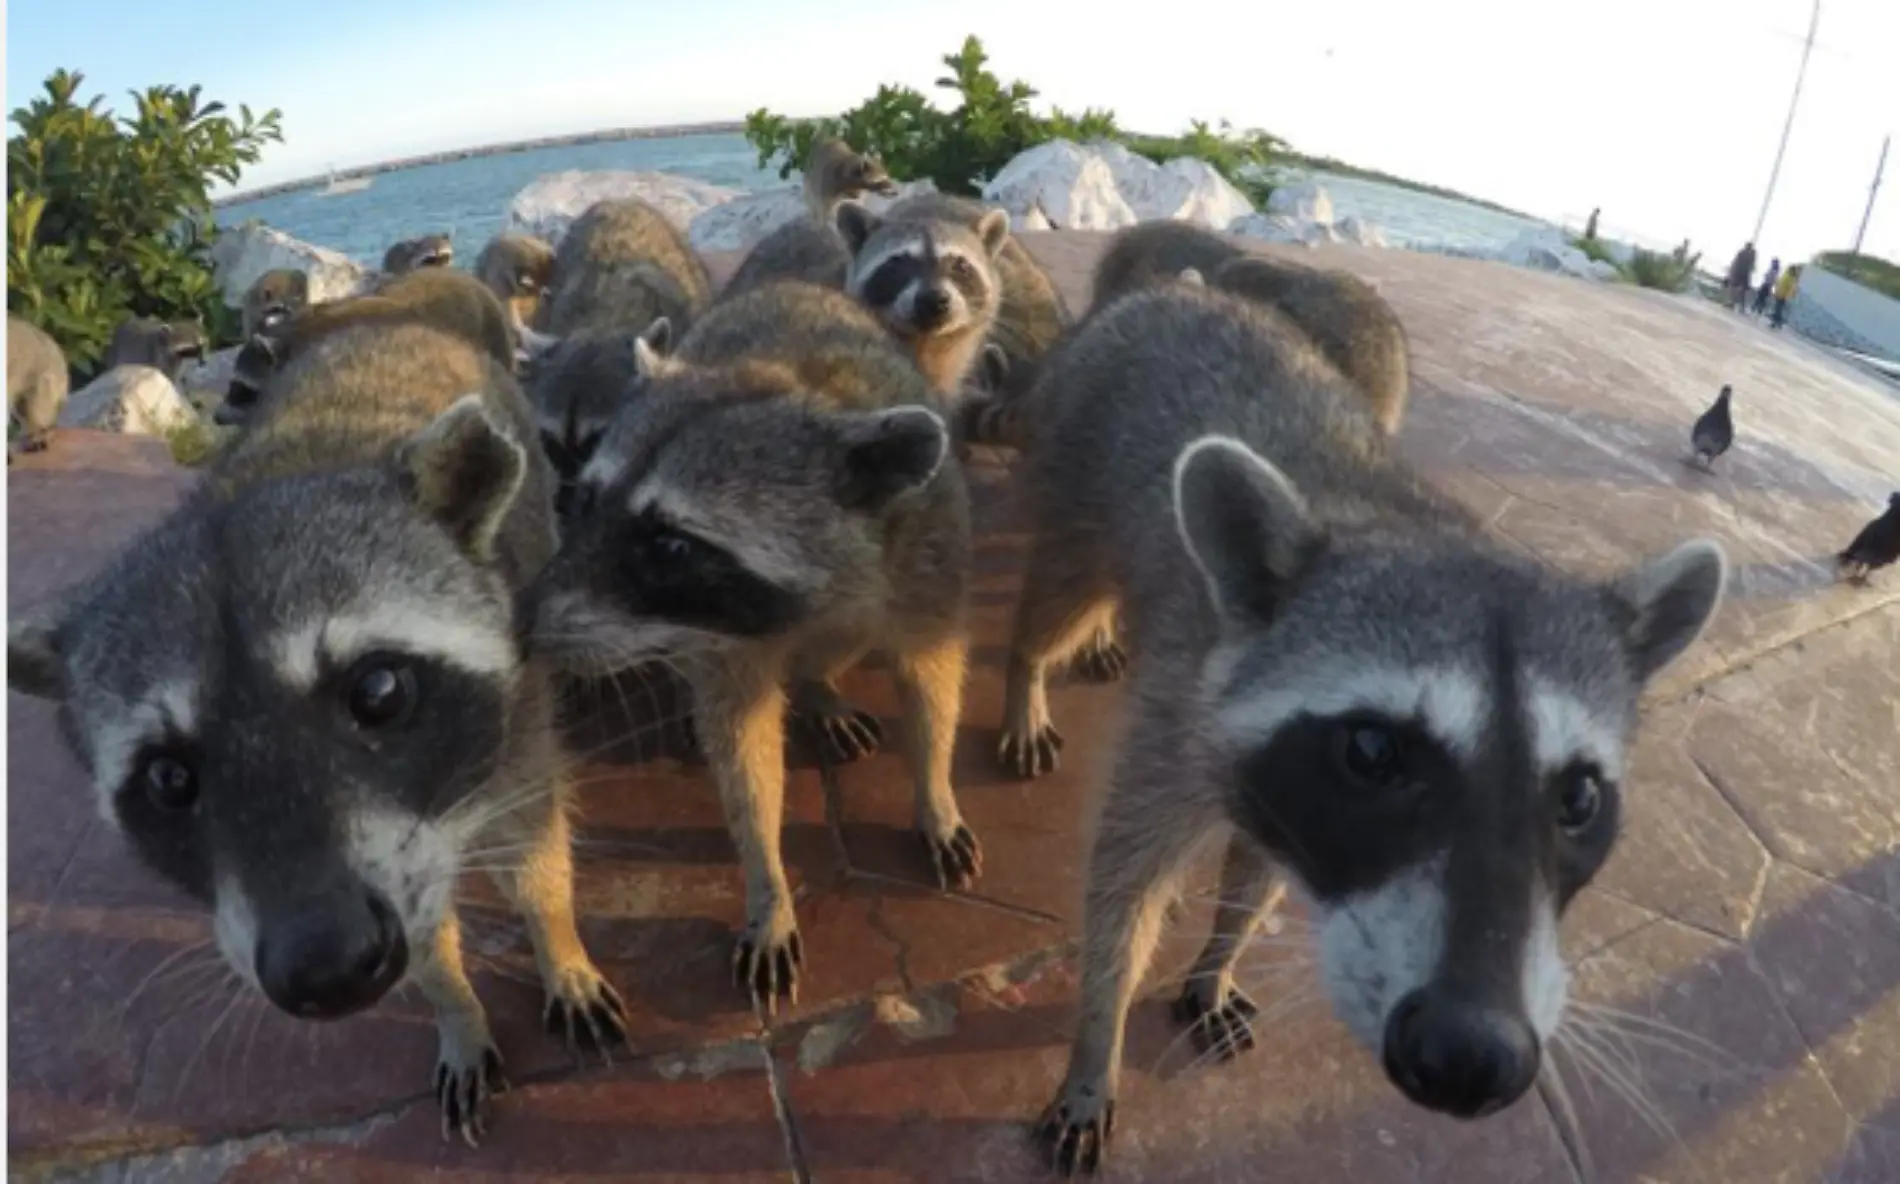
(1812, 251, 1900, 301)
(1569, 234, 1617, 266)
(1620, 246, 1701, 293)
(6, 69, 282, 375)
(744, 35, 1280, 205)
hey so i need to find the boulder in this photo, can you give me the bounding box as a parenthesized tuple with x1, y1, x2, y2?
(686, 178, 940, 254)
(59, 365, 198, 436)
(507, 170, 744, 246)
(1496, 226, 1603, 279)
(1228, 212, 1306, 245)
(1335, 214, 1388, 248)
(176, 345, 241, 411)
(1088, 141, 1255, 227)
(980, 141, 1138, 231)
(1587, 259, 1623, 282)
(207, 223, 371, 309)
(1017, 199, 1054, 231)
(1266, 180, 1336, 227)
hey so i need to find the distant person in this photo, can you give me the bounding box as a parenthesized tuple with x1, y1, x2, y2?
(1753, 258, 1781, 316)
(1583, 207, 1601, 241)
(1725, 241, 1758, 311)
(1771, 264, 1800, 329)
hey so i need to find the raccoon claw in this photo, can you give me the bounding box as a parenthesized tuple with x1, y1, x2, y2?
(1172, 980, 1260, 1062)
(1037, 1086, 1116, 1177)
(733, 923, 803, 1017)
(998, 725, 1064, 779)
(922, 823, 984, 890)
(812, 708, 884, 764)
(434, 1043, 508, 1148)
(1073, 639, 1129, 683)
(541, 966, 631, 1064)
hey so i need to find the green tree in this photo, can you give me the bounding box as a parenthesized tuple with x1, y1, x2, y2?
(7, 69, 282, 373)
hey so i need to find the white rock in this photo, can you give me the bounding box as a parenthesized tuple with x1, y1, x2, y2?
(1334, 214, 1388, 248)
(207, 222, 371, 309)
(981, 141, 1138, 231)
(689, 185, 805, 253)
(507, 170, 744, 246)
(1228, 212, 1306, 245)
(1497, 226, 1601, 278)
(1016, 200, 1054, 231)
(1266, 181, 1335, 227)
(1587, 259, 1623, 282)
(59, 365, 197, 436)
(176, 345, 241, 408)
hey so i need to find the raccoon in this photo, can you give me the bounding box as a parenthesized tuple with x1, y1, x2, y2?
(217, 267, 517, 428)
(834, 197, 1010, 397)
(103, 317, 208, 384)
(8, 320, 625, 1145)
(878, 192, 1074, 403)
(241, 268, 312, 338)
(523, 198, 715, 497)
(383, 232, 456, 275)
(474, 232, 557, 336)
(523, 279, 982, 1013)
(721, 138, 902, 301)
(1087, 220, 1412, 438)
(995, 282, 1726, 1175)
(7, 314, 71, 456)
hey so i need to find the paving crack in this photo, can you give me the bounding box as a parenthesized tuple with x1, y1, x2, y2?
(846, 868, 1065, 927)
(763, 1047, 814, 1184)
(20, 1103, 407, 1183)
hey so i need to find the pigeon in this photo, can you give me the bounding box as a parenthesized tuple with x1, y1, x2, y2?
(1689, 384, 1735, 469)
(1837, 492, 1900, 584)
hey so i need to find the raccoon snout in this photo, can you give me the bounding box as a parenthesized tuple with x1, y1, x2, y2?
(1381, 989, 1539, 1119)
(912, 286, 953, 328)
(255, 890, 409, 1020)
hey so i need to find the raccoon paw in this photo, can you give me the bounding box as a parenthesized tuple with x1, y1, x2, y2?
(434, 1036, 508, 1148)
(542, 964, 631, 1063)
(998, 724, 1065, 779)
(807, 706, 885, 764)
(1171, 979, 1259, 1062)
(1036, 1078, 1116, 1177)
(733, 913, 804, 1017)
(920, 821, 983, 890)
(1073, 638, 1129, 683)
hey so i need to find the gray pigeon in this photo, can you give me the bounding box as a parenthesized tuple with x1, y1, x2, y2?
(1690, 384, 1734, 469)
(1837, 492, 1900, 583)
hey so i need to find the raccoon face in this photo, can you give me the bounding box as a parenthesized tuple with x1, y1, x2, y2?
(384, 234, 455, 275)
(853, 155, 898, 198)
(523, 380, 948, 678)
(1172, 435, 1726, 1121)
(524, 319, 669, 522)
(836, 202, 1008, 341)
(8, 397, 535, 1024)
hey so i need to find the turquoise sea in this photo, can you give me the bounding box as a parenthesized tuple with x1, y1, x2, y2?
(216, 133, 1549, 265)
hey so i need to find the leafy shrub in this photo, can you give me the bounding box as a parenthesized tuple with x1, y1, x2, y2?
(7, 69, 282, 374)
(1569, 234, 1617, 266)
(1620, 246, 1701, 293)
(1812, 251, 1900, 301)
(744, 35, 1280, 204)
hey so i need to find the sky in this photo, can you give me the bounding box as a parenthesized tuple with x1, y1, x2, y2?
(6, 0, 1897, 265)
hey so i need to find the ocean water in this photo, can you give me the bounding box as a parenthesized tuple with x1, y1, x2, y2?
(216, 133, 1546, 265)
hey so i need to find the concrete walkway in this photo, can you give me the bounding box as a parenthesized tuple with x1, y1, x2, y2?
(8, 234, 1899, 1182)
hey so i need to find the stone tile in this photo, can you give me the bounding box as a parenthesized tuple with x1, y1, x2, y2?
(1748, 862, 1900, 1123)
(776, 945, 1576, 1184)
(1828, 1123, 1900, 1184)
(1590, 705, 1772, 940)
(1549, 916, 1857, 1184)
(8, 431, 195, 607)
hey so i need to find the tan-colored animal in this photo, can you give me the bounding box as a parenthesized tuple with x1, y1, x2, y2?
(241, 268, 313, 338)
(1087, 220, 1411, 437)
(9, 318, 622, 1144)
(7, 314, 70, 455)
(722, 138, 901, 301)
(219, 268, 517, 427)
(523, 279, 982, 1012)
(382, 233, 455, 275)
(473, 232, 556, 333)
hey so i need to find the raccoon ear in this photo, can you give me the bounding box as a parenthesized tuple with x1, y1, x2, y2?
(978, 343, 1009, 392)
(1171, 434, 1321, 624)
(630, 317, 674, 380)
(834, 200, 880, 253)
(1606, 538, 1728, 681)
(976, 209, 1011, 256)
(8, 602, 68, 701)
(833, 406, 948, 511)
(397, 394, 528, 563)
(639, 316, 673, 354)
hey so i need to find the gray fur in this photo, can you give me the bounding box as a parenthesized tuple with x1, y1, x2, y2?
(723, 139, 902, 302)
(8, 314, 70, 455)
(1014, 284, 1725, 1173)
(8, 321, 625, 1142)
(473, 232, 557, 333)
(382, 232, 455, 275)
(241, 269, 312, 339)
(525, 279, 982, 1013)
(103, 317, 207, 384)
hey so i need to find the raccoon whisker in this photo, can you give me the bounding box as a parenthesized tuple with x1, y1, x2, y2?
(170, 979, 249, 1104)
(1553, 1026, 1680, 1143)
(113, 937, 220, 1021)
(1565, 1001, 1744, 1072)
(1537, 1044, 1595, 1181)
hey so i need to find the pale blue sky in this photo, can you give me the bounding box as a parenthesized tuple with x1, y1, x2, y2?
(7, 0, 1896, 263)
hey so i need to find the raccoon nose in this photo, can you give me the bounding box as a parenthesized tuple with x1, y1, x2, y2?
(1382, 989, 1539, 1118)
(255, 891, 409, 1020)
(913, 287, 952, 326)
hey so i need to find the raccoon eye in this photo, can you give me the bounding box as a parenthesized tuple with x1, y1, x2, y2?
(1334, 722, 1406, 790)
(141, 753, 198, 812)
(649, 529, 695, 562)
(1557, 768, 1603, 833)
(347, 659, 418, 729)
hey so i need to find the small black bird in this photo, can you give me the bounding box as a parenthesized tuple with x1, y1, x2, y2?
(1837, 492, 1900, 584)
(1689, 384, 1735, 469)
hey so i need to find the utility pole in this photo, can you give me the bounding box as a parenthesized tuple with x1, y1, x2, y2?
(1851, 134, 1888, 257)
(1751, 0, 1822, 245)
